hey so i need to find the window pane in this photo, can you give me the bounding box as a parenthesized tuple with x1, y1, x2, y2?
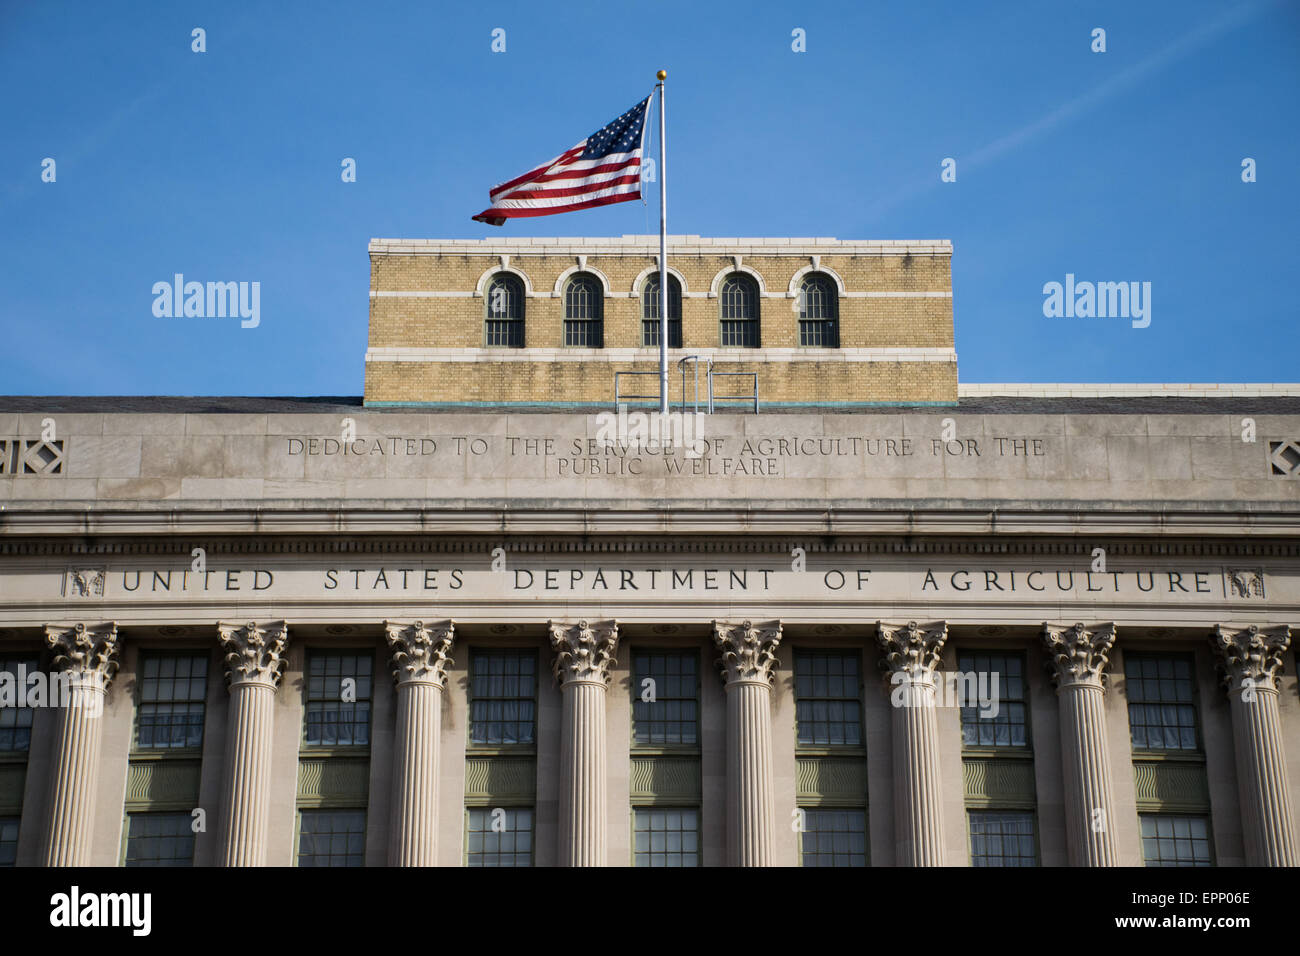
(632, 651, 698, 745)
(800, 809, 867, 867)
(564, 275, 603, 347)
(794, 652, 861, 746)
(968, 811, 1037, 866)
(1126, 655, 1199, 752)
(1140, 814, 1212, 866)
(798, 275, 839, 347)
(124, 812, 195, 867)
(467, 808, 533, 867)
(136, 653, 208, 750)
(633, 808, 699, 867)
(720, 274, 759, 347)
(642, 276, 683, 347)
(0, 656, 40, 753)
(957, 652, 1028, 750)
(486, 274, 525, 347)
(297, 809, 366, 867)
(0, 817, 19, 867)
(303, 652, 372, 747)
(470, 651, 537, 745)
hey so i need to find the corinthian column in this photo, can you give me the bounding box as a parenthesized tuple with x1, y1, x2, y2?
(713, 619, 782, 867)
(549, 619, 619, 866)
(217, 620, 288, 867)
(1213, 624, 1297, 866)
(43, 622, 120, 866)
(876, 620, 948, 866)
(385, 620, 454, 866)
(1042, 622, 1118, 866)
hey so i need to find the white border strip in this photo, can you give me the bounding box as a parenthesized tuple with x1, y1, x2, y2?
(370, 291, 475, 298)
(365, 347, 958, 364)
(845, 291, 952, 298)
(370, 236, 953, 256)
(369, 290, 952, 300)
(959, 383, 1300, 397)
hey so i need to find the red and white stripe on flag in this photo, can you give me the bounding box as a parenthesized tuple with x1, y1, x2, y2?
(473, 96, 651, 226)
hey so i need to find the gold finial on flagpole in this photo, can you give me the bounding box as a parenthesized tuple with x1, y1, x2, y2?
(657, 70, 667, 81)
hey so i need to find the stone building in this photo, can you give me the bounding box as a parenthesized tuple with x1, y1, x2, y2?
(0, 236, 1298, 868)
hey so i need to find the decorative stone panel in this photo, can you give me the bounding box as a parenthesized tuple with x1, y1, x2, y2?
(464, 756, 537, 805)
(1132, 760, 1211, 813)
(62, 568, 106, 598)
(1268, 440, 1300, 477)
(630, 756, 701, 806)
(124, 758, 202, 810)
(796, 757, 867, 807)
(0, 439, 65, 475)
(962, 757, 1037, 809)
(1224, 569, 1266, 600)
(296, 757, 370, 807)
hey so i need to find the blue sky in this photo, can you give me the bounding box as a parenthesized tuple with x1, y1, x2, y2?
(1, 0, 1296, 396)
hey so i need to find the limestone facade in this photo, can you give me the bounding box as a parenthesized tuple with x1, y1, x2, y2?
(0, 399, 1297, 866)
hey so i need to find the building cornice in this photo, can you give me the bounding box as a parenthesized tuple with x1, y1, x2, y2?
(363, 347, 957, 364)
(368, 236, 953, 257)
(959, 383, 1300, 398)
(1, 504, 1298, 543)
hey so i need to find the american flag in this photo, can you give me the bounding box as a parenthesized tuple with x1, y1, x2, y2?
(472, 96, 651, 226)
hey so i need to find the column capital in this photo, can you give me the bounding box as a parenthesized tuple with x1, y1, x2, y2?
(549, 619, 619, 686)
(1212, 623, 1292, 695)
(1042, 622, 1116, 690)
(385, 620, 455, 687)
(713, 620, 783, 686)
(218, 620, 289, 688)
(45, 622, 120, 690)
(875, 620, 947, 683)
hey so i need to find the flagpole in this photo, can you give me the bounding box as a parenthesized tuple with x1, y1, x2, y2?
(656, 69, 669, 415)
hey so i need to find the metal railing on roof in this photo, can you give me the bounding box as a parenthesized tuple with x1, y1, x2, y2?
(709, 369, 759, 413)
(614, 359, 759, 413)
(612, 370, 662, 409)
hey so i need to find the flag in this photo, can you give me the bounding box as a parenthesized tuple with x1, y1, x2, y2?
(472, 96, 651, 226)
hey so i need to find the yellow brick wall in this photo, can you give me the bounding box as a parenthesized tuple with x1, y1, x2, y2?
(364, 359, 957, 406)
(365, 245, 955, 404)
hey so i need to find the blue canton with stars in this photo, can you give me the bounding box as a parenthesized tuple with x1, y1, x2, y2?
(580, 97, 650, 160)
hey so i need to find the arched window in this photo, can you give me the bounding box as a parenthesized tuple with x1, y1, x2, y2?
(798, 274, 839, 348)
(719, 273, 760, 347)
(564, 273, 603, 347)
(485, 273, 525, 347)
(641, 274, 682, 348)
